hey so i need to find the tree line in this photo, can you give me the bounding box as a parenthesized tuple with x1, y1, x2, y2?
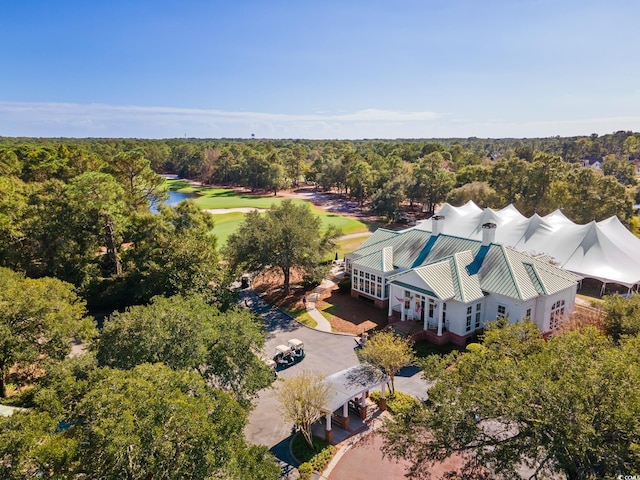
(0, 268, 279, 479)
(4, 132, 638, 228)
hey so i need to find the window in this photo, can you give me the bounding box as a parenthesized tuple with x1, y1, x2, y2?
(428, 301, 434, 318)
(376, 283, 382, 297)
(365, 272, 370, 280)
(364, 280, 370, 294)
(466, 306, 473, 332)
(475, 311, 481, 329)
(384, 284, 389, 298)
(353, 269, 358, 277)
(549, 300, 566, 330)
(377, 276, 382, 283)
(442, 303, 447, 323)
(526, 308, 532, 319)
(498, 305, 506, 318)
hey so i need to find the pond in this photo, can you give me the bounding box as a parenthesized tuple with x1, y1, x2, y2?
(150, 190, 198, 213)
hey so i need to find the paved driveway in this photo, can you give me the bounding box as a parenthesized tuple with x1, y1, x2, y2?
(240, 289, 431, 478)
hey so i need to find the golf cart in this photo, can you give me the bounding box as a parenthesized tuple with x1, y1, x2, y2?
(288, 338, 305, 360)
(273, 344, 295, 367)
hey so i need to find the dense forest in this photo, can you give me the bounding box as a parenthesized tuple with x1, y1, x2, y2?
(1, 132, 639, 478)
(1, 131, 639, 309)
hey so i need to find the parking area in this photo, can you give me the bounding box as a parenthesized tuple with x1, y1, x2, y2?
(240, 288, 431, 479)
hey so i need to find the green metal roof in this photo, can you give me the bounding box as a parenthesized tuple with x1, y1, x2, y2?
(353, 246, 397, 273)
(390, 251, 485, 302)
(351, 229, 580, 302)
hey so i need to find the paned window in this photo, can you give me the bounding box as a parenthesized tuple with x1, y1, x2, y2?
(549, 299, 566, 330)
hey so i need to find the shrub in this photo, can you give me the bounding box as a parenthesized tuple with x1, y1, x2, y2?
(298, 462, 313, 480)
(369, 390, 421, 415)
(292, 433, 336, 473)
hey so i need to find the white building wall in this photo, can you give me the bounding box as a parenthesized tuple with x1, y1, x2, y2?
(535, 284, 578, 333)
(445, 301, 469, 336)
(484, 293, 522, 324)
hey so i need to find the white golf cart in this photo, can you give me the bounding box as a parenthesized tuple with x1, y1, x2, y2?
(273, 344, 295, 367)
(288, 338, 305, 360)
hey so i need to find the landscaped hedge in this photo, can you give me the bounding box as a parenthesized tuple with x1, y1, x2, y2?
(292, 433, 336, 473)
(369, 390, 421, 415)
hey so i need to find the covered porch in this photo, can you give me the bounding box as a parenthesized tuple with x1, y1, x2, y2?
(387, 282, 449, 338)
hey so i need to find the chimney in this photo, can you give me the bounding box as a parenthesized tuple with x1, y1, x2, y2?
(432, 215, 445, 236)
(481, 222, 496, 245)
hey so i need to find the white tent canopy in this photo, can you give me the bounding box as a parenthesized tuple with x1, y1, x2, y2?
(414, 201, 640, 288)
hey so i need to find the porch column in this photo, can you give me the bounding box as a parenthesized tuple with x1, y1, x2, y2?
(436, 301, 443, 337)
(341, 403, 349, 430)
(359, 392, 367, 420)
(423, 305, 429, 331)
(379, 384, 387, 411)
(325, 412, 333, 443)
(400, 290, 406, 321)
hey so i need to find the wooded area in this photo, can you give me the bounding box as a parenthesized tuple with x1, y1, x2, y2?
(0, 132, 639, 478)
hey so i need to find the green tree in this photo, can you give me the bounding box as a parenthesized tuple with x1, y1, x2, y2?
(124, 201, 223, 305)
(347, 161, 373, 206)
(106, 149, 167, 211)
(490, 154, 528, 205)
(66, 172, 128, 276)
(275, 370, 334, 449)
(225, 199, 340, 295)
(97, 295, 273, 406)
(518, 153, 567, 215)
(0, 364, 280, 479)
(381, 322, 640, 479)
(359, 331, 414, 395)
(602, 154, 636, 186)
(413, 152, 456, 214)
(0, 268, 94, 397)
(446, 181, 500, 208)
(603, 293, 640, 342)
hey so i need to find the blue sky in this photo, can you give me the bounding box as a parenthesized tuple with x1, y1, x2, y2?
(1, 0, 639, 139)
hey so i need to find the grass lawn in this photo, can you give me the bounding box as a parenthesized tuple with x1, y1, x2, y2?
(207, 212, 246, 245)
(165, 179, 198, 192)
(282, 307, 318, 329)
(328, 236, 369, 260)
(165, 180, 372, 245)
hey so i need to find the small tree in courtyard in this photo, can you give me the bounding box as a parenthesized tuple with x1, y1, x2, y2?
(275, 370, 334, 449)
(359, 331, 414, 396)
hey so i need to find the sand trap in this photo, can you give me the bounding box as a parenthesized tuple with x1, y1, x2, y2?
(203, 207, 268, 215)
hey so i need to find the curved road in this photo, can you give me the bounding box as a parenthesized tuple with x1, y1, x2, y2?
(240, 289, 430, 478)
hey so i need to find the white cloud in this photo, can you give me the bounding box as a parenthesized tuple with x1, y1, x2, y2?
(0, 101, 441, 139)
(0, 101, 638, 139)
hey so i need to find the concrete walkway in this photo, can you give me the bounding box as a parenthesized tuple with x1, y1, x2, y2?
(304, 262, 347, 332)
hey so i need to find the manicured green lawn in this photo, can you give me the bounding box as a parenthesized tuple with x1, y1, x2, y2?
(195, 191, 298, 210)
(328, 236, 370, 260)
(165, 180, 373, 245)
(208, 212, 246, 245)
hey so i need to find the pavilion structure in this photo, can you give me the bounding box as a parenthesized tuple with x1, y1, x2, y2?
(319, 363, 389, 443)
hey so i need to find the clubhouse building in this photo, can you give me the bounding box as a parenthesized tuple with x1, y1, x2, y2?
(345, 217, 581, 345)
